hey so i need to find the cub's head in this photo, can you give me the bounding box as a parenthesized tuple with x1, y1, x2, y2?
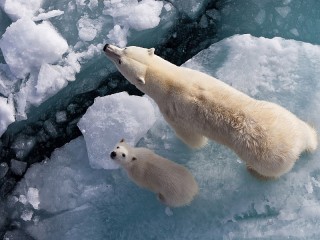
(103, 44, 155, 86)
(110, 139, 137, 166)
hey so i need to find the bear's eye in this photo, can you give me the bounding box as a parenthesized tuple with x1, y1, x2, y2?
(116, 146, 119, 149)
(118, 59, 122, 65)
(122, 153, 126, 157)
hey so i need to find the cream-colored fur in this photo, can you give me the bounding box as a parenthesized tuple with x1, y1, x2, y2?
(104, 45, 318, 179)
(110, 139, 199, 207)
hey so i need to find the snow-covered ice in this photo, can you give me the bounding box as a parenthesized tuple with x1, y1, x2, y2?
(0, 18, 68, 79)
(4, 34, 320, 239)
(0, 95, 14, 136)
(0, 0, 43, 21)
(78, 92, 157, 169)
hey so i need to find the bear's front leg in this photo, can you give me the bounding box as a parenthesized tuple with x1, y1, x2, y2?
(171, 123, 208, 148)
(161, 110, 208, 148)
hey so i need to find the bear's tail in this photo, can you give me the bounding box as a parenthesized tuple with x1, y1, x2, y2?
(305, 123, 318, 152)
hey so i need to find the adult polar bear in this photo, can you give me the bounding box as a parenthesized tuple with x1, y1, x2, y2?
(103, 44, 317, 179)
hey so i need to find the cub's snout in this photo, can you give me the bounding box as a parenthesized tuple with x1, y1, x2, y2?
(110, 151, 116, 159)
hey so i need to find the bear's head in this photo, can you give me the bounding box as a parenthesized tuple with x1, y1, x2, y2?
(110, 139, 137, 166)
(103, 44, 155, 86)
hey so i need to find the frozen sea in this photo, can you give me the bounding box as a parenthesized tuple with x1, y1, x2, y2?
(1, 0, 320, 239)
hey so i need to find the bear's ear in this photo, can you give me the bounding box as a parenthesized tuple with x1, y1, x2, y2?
(132, 157, 137, 161)
(148, 48, 155, 56)
(132, 60, 147, 85)
(137, 76, 145, 84)
(120, 138, 125, 142)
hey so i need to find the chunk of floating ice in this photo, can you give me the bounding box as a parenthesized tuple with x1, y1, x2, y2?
(0, 0, 43, 21)
(11, 135, 36, 159)
(10, 159, 27, 176)
(165, 207, 173, 216)
(21, 209, 33, 221)
(77, 16, 102, 42)
(0, 162, 9, 179)
(107, 25, 129, 48)
(0, 18, 68, 79)
(0, 96, 15, 137)
(32, 9, 64, 21)
(27, 187, 40, 210)
(78, 92, 157, 169)
(55, 111, 67, 123)
(19, 195, 28, 205)
(104, 0, 163, 46)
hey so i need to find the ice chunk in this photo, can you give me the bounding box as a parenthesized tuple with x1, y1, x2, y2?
(32, 9, 64, 21)
(12, 137, 113, 215)
(3, 229, 34, 240)
(77, 16, 103, 42)
(0, 64, 19, 97)
(55, 111, 67, 123)
(275, 6, 291, 18)
(0, 95, 15, 137)
(183, 34, 320, 106)
(19, 195, 28, 205)
(0, 0, 43, 21)
(36, 63, 68, 98)
(43, 120, 58, 138)
(78, 92, 157, 169)
(0, 18, 68, 79)
(21, 209, 33, 221)
(10, 159, 27, 176)
(0, 162, 9, 178)
(27, 188, 40, 210)
(11, 135, 36, 159)
(103, 0, 163, 46)
(107, 25, 129, 48)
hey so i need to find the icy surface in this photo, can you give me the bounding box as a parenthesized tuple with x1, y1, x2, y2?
(6, 35, 320, 239)
(78, 92, 157, 169)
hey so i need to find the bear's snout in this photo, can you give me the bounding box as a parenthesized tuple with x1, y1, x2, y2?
(103, 44, 109, 52)
(110, 151, 116, 159)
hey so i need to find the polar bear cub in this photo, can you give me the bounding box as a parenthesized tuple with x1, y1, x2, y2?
(110, 139, 198, 207)
(104, 44, 318, 179)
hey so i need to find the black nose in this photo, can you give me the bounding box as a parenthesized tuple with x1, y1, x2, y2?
(103, 44, 109, 52)
(110, 151, 116, 159)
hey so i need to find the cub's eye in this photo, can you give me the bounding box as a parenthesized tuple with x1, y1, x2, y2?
(116, 146, 119, 149)
(118, 60, 122, 64)
(122, 153, 126, 157)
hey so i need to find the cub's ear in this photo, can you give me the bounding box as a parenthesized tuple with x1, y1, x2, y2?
(132, 157, 137, 161)
(137, 76, 145, 84)
(148, 48, 155, 56)
(120, 138, 125, 142)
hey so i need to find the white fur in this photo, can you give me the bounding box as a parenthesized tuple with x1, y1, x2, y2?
(104, 45, 318, 179)
(110, 140, 199, 207)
